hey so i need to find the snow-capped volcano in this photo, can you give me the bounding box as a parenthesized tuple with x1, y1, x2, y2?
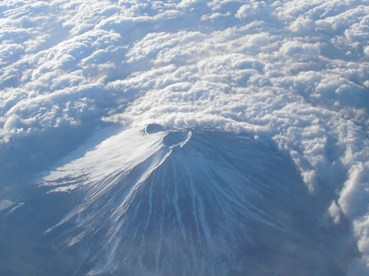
(41, 126, 353, 275)
(1, 0, 369, 275)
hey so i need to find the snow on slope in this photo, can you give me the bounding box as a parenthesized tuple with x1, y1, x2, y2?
(0, 0, 369, 274)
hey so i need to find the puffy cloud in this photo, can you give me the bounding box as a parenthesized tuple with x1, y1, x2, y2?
(235, 1, 270, 20)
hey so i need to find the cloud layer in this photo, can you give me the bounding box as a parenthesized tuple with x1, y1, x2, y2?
(1, 0, 369, 274)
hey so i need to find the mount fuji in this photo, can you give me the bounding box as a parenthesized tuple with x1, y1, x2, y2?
(34, 125, 353, 275)
(1, 0, 368, 275)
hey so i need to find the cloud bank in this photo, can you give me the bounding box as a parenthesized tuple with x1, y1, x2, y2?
(1, 0, 369, 274)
